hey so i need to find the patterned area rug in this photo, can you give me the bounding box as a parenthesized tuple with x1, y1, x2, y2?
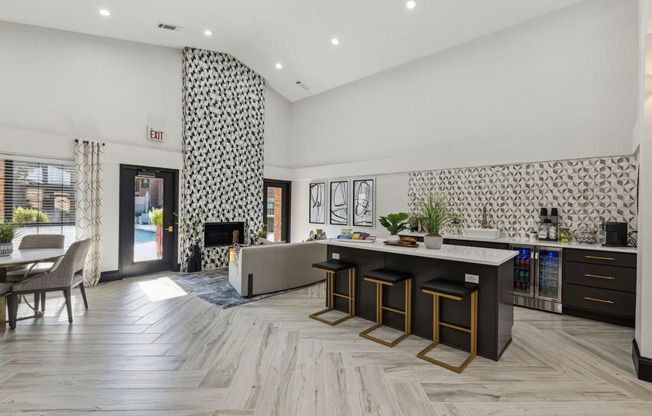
(170, 267, 316, 309)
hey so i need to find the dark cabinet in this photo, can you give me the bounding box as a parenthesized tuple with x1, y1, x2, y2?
(563, 249, 637, 327)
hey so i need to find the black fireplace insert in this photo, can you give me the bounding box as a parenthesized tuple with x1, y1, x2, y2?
(204, 222, 245, 247)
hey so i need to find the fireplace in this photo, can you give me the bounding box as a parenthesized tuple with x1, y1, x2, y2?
(204, 222, 245, 247)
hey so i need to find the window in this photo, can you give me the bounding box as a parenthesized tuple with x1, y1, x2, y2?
(1, 158, 77, 248)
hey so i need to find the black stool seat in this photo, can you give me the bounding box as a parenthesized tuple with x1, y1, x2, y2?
(312, 259, 356, 272)
(363, 268, 412, 284)
(421, 278, 478, 298)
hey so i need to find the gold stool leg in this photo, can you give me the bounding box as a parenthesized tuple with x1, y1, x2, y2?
(417, 290, 478, 373)
(309, 269, 355, 326)
(359, 278, 411, 347)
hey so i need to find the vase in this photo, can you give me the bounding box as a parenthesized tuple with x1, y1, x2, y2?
(424, 235, 444, 249)
(187, 244, 202, 272)
(387, 235, 400, 244)
(155, 226, 163, 258)
(0, 242, 13, 257)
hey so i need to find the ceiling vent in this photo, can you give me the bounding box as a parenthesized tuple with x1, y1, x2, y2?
(295, 81, 309, 91)
(157, 23, 182, 31)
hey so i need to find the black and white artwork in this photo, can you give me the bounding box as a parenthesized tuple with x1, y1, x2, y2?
(353, 178, 374, 227)
(329, 180, 348, 225)
(309, 182, 326, 224)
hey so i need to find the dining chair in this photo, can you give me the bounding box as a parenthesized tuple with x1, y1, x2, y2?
(1, 282, 15, 330)
(8, 238, 92, 329)
(6, 234, 65, 310)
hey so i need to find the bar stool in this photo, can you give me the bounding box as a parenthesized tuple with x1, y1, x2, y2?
(359, 268, 412, 347)
(417, 277, 478, 373)
(309, 259, 356, 326)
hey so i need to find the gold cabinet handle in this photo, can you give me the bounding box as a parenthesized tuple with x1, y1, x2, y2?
(584, 296, 614, 304)
(585, 255, 615, 261)
(584, 273, 615, 280)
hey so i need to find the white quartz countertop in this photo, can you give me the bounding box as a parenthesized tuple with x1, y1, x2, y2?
(399, 232, 638, 254)
(318, 239, 518, 266)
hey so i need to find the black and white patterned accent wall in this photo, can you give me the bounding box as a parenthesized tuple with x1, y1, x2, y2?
(181, 48, 265, 269)
(408, 155, 638, 239)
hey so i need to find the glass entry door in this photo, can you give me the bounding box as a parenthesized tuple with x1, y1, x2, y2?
(263, 179, 291, 243)
(119, 165, 178, 277)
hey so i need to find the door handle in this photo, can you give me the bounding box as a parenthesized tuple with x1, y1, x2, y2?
(167, 226, 174, 232)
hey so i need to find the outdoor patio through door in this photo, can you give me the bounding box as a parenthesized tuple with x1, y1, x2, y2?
(119, 165, 179, 277)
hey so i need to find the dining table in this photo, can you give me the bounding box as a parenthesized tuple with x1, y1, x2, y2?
(0, 248, 66, 331)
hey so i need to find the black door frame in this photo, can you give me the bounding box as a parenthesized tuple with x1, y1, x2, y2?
(263, 179, 292, 243)
(119, 164, 179, 277)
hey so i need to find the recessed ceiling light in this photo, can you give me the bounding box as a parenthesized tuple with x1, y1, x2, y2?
(331, 38, 340, 46)
(406, 1, 417, 10)
(275, 62, 283, 70)
(204, 30, 213, 36)
(99, 9, 111, 17)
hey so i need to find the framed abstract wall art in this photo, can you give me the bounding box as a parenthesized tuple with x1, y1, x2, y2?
(329, 180, 349, 225)
(309, 181, 326, 224)
(352, 178, 375, 227)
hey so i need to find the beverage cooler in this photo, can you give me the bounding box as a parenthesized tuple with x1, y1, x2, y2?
(510, 244, 563, 313)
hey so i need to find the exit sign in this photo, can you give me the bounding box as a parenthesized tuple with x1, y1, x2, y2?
(147, 126, 165, 142)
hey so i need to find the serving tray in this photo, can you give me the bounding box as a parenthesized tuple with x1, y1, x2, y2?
(383, 241, 419, 248)
(335, 236, 377, 243)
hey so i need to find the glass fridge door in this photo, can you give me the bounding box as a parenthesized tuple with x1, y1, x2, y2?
(535, 247, 563, 301)
(512, 246, 534, 297)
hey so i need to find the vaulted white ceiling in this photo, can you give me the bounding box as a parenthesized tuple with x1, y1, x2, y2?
(0, 0, 584, 101)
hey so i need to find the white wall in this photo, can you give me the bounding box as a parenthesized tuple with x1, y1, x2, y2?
(291, 173, 409, 242)
(264, 87, 292, 180)
(289, 0, 639, 251)
(636, 0, 652, 361)
(0, 22, 184, 272)
(0, 21, 293, 272)
(290, 0, 637, 180)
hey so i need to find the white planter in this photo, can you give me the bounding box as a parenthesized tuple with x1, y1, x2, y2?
(387, 235, 400, 244)
(0, 242, 13, 257)
(424, 235, 444, 249)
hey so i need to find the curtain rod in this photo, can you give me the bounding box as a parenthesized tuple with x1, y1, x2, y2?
(75, 139, 106, 146)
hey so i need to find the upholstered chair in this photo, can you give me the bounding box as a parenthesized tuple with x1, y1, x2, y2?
(9, 239, 92, 329)
(6, 234, 65, 310)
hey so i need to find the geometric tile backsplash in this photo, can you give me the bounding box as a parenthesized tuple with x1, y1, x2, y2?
(408, 155, 638, 240)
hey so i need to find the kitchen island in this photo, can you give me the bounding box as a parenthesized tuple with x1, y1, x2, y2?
(317, 239, 518, 361)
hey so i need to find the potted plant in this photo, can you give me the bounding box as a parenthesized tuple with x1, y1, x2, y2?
(378, 212, 409, 243)
(0, 221, 20, 257)
(418, 193, 453, 249)
(149, 208, 163, 258)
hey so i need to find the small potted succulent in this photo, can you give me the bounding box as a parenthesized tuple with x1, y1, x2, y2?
(418, 193, 453, 249)
(0, 221, 20, 257)
(378, 212, 409, 244)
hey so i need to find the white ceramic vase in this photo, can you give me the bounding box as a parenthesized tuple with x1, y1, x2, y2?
(387, 235, 400, 244)
(424, 235, 444, 249)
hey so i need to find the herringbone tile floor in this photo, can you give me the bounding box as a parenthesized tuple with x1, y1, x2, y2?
(1, 272, 651, 415)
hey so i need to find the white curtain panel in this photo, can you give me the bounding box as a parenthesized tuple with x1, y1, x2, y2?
(75, 140, 104, 286)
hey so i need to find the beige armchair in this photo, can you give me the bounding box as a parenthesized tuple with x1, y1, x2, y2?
(9, 239, 92, 329)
